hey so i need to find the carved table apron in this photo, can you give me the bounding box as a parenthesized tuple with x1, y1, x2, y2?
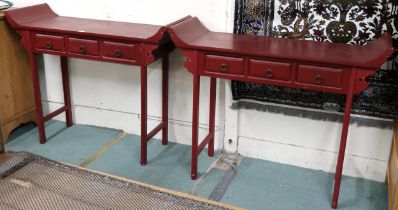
(168, 16, 394, 209)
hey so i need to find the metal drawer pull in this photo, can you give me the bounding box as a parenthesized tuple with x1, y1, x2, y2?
(114, 49, 122, 58)
(314, 74, 323, 85)
(220, 63, 229, 72)
(79, 45, 86, 54)
(265, 69, 274, 78)
(45, 41, 52, 50)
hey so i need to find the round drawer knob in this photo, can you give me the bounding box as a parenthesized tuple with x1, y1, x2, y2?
(79, 45, 86, 54)
(45, 41, 52, 50)
(265, 69, 274, 78)
(114, 49, 122, 58)
(220, 63, 229, 72)
(314, 74, 323, 85)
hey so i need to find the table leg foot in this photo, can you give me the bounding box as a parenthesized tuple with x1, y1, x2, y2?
(38, 124, 46, 144)
(191, 172, 197, 180)
(140, 159, 147, 166)
(332, 201, 338, 209)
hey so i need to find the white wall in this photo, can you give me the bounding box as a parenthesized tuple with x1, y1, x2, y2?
(12, 0, 392, 182)
(237, 108, 392, 182)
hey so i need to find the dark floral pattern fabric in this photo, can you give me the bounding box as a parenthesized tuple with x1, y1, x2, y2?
(232, 0, 398, 119)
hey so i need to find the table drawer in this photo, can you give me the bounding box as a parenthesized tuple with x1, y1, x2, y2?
(68, 38, 99, 56)
(297, 65, 343, 88)
(35, 34, 65, 52)
(102, 41, 137, 61)
(249, 59, 292, 81)
(204, 55, 244, 75)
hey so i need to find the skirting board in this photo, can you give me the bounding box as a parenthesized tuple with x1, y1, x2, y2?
(238, 136, 389, 182)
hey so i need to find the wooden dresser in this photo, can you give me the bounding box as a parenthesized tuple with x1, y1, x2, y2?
(389, 121, 398, 210)
(0, 11, 35, 153)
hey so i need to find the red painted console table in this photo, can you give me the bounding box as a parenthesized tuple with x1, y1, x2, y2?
(4, 4, 187, 166)
(168, 16, 394, 208)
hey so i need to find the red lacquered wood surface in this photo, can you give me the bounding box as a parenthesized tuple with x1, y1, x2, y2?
(5, 4, 184, 171)
(168, 16, 394, 209)
(5, 4, 167, 43)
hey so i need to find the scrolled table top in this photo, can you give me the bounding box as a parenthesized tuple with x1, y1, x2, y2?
(4, 4, 187, 44)
(168, 16, 394, 69)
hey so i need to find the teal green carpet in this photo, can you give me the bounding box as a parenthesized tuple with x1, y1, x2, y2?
(5, 121, 389, 210)
(220, 158, 388, 210)
(86, 134, 220, 195)
(195, 168, 226, 197)
(6, 121, 122, 165)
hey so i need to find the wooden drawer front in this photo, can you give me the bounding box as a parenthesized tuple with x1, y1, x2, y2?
(102, 41, 137, 61)
(204, 55, 244, 75)
(249, 60, 291, 81)
(297, 65, 343, 88)
(68, 38, 99, 56)
(35, 34, 65, 52)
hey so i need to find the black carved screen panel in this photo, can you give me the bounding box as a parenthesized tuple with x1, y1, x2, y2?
(232, 0, 398, 119)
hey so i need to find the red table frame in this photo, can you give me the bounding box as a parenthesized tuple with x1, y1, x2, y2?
(168, 16, 394, 208)
(5, 4, 189, 166)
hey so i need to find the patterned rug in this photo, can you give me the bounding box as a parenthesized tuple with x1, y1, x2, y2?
(232, 0, 398, 120)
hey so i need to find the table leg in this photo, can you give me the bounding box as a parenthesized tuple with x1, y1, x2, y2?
(331, 70, 356, 209)
(29, 53, 46, 144)
(61, 57, 73, 127)
(162, 54, 169, 145)
(140, 65, 148, 165)
(208, 78, 216, 157)
(191, 74, 201, 180)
